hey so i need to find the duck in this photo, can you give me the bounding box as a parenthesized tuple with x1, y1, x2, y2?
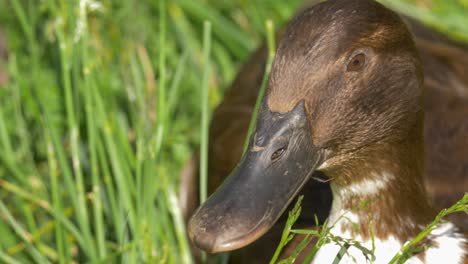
(183, 0, 468, 263)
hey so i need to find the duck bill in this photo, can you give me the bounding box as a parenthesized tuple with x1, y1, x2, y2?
(188, 100, 322, 253)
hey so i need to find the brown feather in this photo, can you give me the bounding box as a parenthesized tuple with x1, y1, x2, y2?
(181, 0, 468, 262)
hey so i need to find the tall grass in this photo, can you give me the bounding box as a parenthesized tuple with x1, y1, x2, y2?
(0, 0, 302, 262)
(0, 0, 467, 263)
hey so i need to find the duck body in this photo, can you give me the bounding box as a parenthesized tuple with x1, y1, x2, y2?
(185, 0, 468, 262)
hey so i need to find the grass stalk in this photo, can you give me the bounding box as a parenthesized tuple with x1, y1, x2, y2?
(174, 0, 253, 59)
(166, 184, 194, 264)
(82, 50, 107, 259)
(199, 21, 212, 204)
(46, 138, 69, 264)
(93, 88, 137, 238)
(0, 179, 91, 256)
(269, 196, 303, 264)
(0, 106, 13, 155)
(96, 137, 122, 243)
(2, 1, 466, 263)
(0, 201, 51, 264)
(57, 31, 92, 243)
(389, 193, 468, 263)
(0, 251, 22, 264)
(243, 20, 276, 152)
(6, 208, 72, 257)
(154, 0, 167, 157)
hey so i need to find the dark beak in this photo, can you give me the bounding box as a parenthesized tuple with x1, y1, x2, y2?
(188, 100, 323, 253)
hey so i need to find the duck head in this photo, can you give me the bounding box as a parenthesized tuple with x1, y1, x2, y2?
(189, 0, 424, 253)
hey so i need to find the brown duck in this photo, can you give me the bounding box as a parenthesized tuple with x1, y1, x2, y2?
(183, 0, 468, 262)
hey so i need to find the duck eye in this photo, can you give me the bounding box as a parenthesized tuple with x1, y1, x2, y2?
(347, 53, 365, 71)
(271, 147, 287, 161)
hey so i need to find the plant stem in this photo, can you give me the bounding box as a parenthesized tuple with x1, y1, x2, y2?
(200, 21, 212, 204)
(243, 20, 276, 152)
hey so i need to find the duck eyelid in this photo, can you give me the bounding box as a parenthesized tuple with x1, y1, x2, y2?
(348, 47, 370, 58)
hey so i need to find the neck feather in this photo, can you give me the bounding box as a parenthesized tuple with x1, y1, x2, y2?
(324, 132, 436, 242)
(314, 135, 468, 263)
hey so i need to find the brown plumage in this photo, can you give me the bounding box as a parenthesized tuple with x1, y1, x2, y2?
(182, 0, 468, 262)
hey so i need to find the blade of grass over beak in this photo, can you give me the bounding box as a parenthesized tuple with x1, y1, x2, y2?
(198, 20, 213, 264)
(243, 20, 276, 152)
(199, 21, 212, 204)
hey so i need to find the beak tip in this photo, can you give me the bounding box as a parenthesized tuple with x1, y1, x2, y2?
(191, 233, 218, 253)
(189, 213, 246, 253)
(188, 215, 219, 253)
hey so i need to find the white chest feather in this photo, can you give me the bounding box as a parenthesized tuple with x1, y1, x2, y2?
(312, 182, 466, 263)
(312, 220, 466, 264)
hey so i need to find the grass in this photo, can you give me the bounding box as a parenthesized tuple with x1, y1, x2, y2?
(0, 0, 467, 263)
(271, 194, 468, 264)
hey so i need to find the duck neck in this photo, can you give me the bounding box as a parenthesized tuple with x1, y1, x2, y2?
(325, 127, 436, 242)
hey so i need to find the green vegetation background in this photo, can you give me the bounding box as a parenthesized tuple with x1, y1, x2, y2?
(0, 0, 466, 263)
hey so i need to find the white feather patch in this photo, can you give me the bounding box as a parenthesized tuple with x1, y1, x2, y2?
(312, 182, 467, 263)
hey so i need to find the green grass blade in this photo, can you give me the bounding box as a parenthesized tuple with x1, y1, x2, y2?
(243, 19, 276, 152)
(0, 201, 51, 264)
(199, 21, 212, 204)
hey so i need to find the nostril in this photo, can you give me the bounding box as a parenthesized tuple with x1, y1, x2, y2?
(271, 146, 287, 161)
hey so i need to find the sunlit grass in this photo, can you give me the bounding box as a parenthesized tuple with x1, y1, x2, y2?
(0, 0, 302, 262)
(0, 0, 466, 263)
(272, 194, 467, 263)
